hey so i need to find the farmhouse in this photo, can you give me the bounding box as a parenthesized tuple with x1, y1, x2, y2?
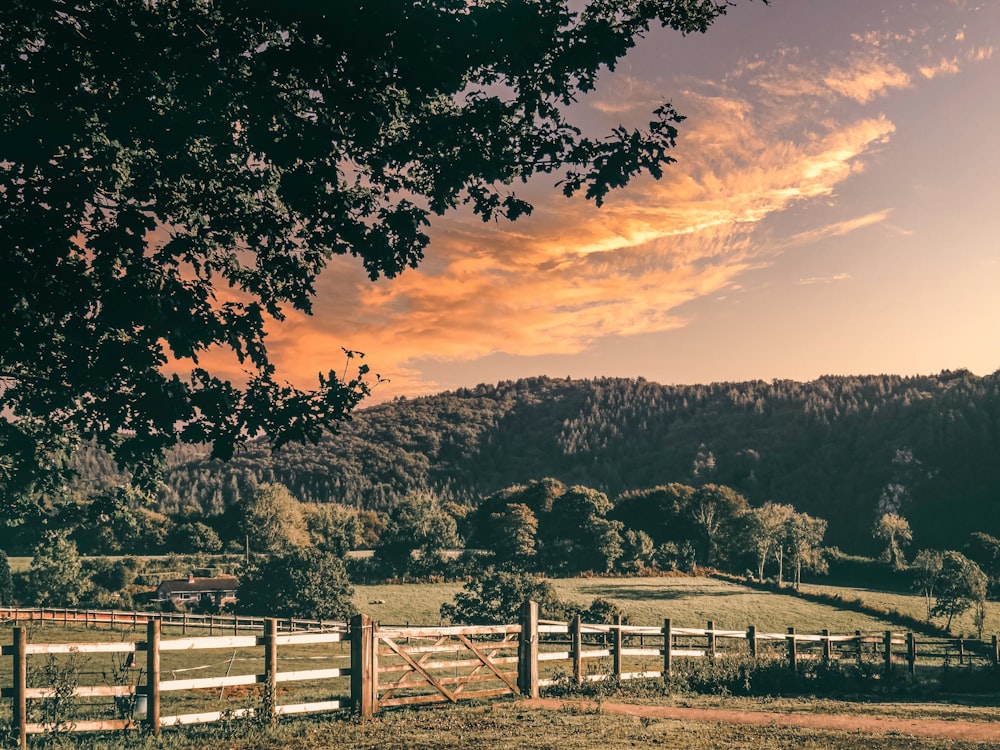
(155, 573, 239, 609)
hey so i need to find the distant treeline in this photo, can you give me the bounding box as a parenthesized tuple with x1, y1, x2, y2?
(64, 370, 1000, 556)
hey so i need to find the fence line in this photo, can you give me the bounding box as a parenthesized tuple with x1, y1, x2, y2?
(4, 601, 999, 748)
(0, 607, 339, 635)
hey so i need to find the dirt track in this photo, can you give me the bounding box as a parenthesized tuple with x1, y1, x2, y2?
(523, 698, 1000, 743)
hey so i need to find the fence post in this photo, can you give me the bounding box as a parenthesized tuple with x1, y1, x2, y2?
(13, 626, 27, 750)
(992, 635, 998, 666)
(518, 600, 539, 699)
(822, 628, 831, 663)
(907, 633, 916, 675)
(571, 615, 582, 685)
(145, 618, 161, 735)
(883, 630, 893, 680)
(264, 618, 278, 724)
(612, 615, 623, 679)
(855, 630, 863, 665)
(350, 613, 377, 718)
(958, 638, 965, 665)
(787, 627, 797, 673)
(662, 618, 672, 678)
(748, 625, 757, 659)
(707, 620, 716, 659)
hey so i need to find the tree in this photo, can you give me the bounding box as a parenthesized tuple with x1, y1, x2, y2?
(487, 503, 539, 569)
(688, 484, 749, 566)
(240, 483, 311, 556)
(0, 1, 750, 505)
(744, 502, 795, 580)
(785, 511, 827, 589)
(374, 492, 459, 575)
(236, 548, 354, 620)
(964, 532, 1000, 597)
(25, 531, 91, 607)
(304, 503, 360, 557)
(873, 513, 912, 570)
(539, 486, 623, 574)
(440, 568, 565, 625)
(911, 549, 944, 621)
(172, 521, 223, 554)
(932, 550, 987, 633)
(0, 550, 13, 606)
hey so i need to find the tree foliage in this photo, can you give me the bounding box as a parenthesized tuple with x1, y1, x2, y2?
(374, 492, 459, 575)
(25, 531, 90, 607)
(240, 482, 311, 555)
(440, 568, 564, 625)
(873, 513, 912, 570)
(236, 548, 354, 620)
(931, 550, 987, 632)
(0, 1, 748, 502)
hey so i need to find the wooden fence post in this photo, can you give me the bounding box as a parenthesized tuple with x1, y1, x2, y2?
(907, 633, 916, 675)
(13, 626, 27, 750)
(264, 618, 278, 724)
(748, 625, 757, 659)
(991, 635, 998, 666)
(663, 618, 672, 678)
(822, 629, 831, 663)
(571, 615, 582, 685)
(518, 600, 539, 699)
(883, 630, 893, 680)
(350, 613, 377, 718)
(787, 627, 797, 673)
(707, 620, 716, 659)
(145, 618, 161, 735)
(613, 615, 623, 679)
(855, 630, 863, 665)
(958, 638, 965, 665)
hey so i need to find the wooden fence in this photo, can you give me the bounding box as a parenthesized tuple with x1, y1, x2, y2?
(4, 601, 1000, 748)
(0, 607, 337, 634)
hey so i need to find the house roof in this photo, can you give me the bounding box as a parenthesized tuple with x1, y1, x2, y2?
(156, 576, 239, 597)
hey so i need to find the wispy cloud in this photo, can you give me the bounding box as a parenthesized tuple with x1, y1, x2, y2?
(784, 210, 894, 248)
(798, 273, 852, 286)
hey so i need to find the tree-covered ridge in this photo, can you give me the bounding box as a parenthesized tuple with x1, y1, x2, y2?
(141, 370, 1000, 555)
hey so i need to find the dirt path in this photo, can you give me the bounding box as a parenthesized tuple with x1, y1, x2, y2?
(523, 698, 1000, 743)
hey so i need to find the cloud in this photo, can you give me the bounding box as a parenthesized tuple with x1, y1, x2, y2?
(798, 273, 852, 286)
(823, 58, 911, 103)
(784, 210, 894, 248)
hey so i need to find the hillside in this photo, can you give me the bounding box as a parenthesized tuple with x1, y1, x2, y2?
(141, 370, 1000, 556)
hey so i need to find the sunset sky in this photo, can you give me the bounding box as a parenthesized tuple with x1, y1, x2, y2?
(269, 0, 1000, 400)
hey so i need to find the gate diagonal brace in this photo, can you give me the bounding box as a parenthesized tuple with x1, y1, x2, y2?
(381, 637, 458, 703)
(456, 634, 519, 695)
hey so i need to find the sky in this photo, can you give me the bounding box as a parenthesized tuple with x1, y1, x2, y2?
(266, 0, 1000, 401)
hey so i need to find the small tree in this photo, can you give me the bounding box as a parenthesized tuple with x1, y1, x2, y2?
(744, 502, 795, 580)
(932, 550, 987, 633)
(911, 549, 944, 621)
(786, 512, 827, 589)
(374, 492, 459, 576)
(440, 568, 564, 625)
(489, 503, 539, 569)
(236, 548, 354, 620)
(873, 513, 912, 570)
(26, 531, 91, 607)
(241, 483, 312, 555)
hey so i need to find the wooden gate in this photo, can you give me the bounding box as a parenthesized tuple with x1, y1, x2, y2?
(374, 624, 521, 709)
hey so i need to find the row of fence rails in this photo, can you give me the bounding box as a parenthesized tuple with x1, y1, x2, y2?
(0, 607, 345, 636)
(1, 618, 352, 749)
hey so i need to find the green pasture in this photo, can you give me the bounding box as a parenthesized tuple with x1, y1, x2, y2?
(355, 576, 920, 634)
(800, 583, 1000, 639)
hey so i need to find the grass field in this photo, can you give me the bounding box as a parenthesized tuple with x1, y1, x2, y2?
(355, 576, 921, 633)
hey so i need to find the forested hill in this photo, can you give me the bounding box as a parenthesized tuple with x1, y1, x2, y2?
(153, 370, 1000, 555)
